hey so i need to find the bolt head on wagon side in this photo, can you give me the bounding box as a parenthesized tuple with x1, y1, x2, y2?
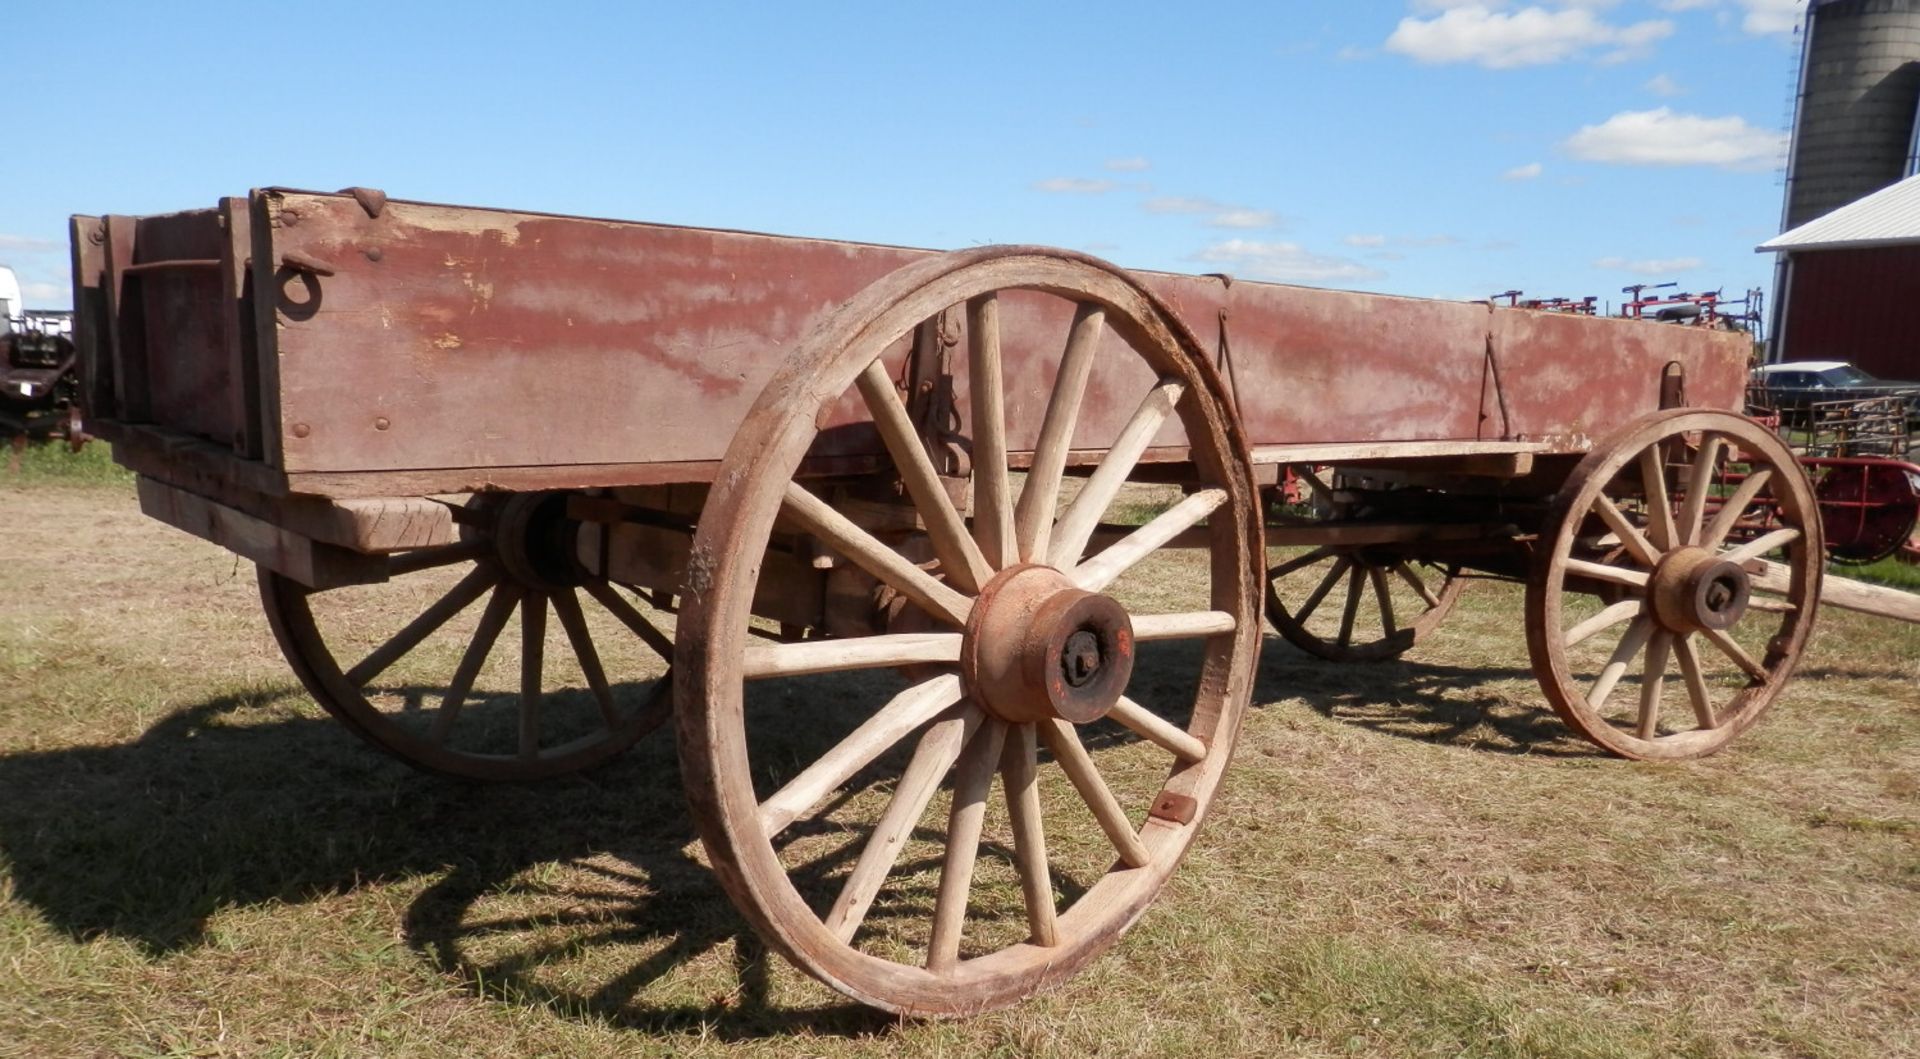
(69, 188, 1822, 1015)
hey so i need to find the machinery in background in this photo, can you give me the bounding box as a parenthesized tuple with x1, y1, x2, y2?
(1, 265, 81, 443)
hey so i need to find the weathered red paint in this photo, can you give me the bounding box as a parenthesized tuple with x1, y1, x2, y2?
(73, 188, 1753, 498)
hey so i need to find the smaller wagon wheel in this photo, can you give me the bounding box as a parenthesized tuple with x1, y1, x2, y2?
(1526, 410, 1821, 760)
(1265, 479, 1466, 662)
(260, 491, 673, 781)
(676, 247, 1262, 1015)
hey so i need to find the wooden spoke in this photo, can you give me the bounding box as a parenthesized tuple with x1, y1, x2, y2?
(1564, 558, 1651, 590)
(1047, 379, 1186, 569)
(1131, 610, 1236, 641)
(824, 707, 983, 943)
(856, 361, 992, 593)
(1368, 566, 1397, 637)
(344, 565, 495, 687)
(428, 583, 523, 746)
(968, 295, 1015, 570)
(1745, 597, 1799, 614)
(928, 720, 1009, 972)
(1701, 468, 1773, 549)
(1640, 442, 1677, 552)
(1393, 561, 1440, 608)
(781, 482, 973, 627)
(1704, 627, 1770, 683)
(1337, 564, 1365, 649)
(580, 579, 676, 660)
(1592, 494, 1662, 568)
(1297, 556, 1353, 624)
(1674, 635, 1717, 729)
(1071, 488, 1225, 592)
(1722, 527, 1800, 565)
(550, 587, 618, 728)
(1109, 695, 1207, 763)
(1637, 631, 1673, 739)
(1564, 599, 1642, 648)
(1015, 304, 1105, 563)
(1268, 546, 1335, 580)
(1038, 719, 1151, 869)
(999, 723, 1058, 947)
(740, 632, 962, 680)
(387, 538, 490, 577)
(1588, 616, 1655, 710)
(1678, 434, 1724, 547)
(518, 594, 546, 760)
(759, 675, 966, 836)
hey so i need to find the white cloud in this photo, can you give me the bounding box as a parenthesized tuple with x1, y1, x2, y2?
(1385, 5, 1673, 68)
(1144, 196, 1279, 230)
(1593, 255, 1703, 275)
(1207, 209, 1279, 230)
(23, 281, 63, 302)
(1144, 196, 1223, 214)
(1652, 0, 1803, 34)
(1104, 156, 1150, 172)
(1343, 233, 1388, 247)
(1643, 72, 1682, 96)
(0, 234, 59, 253)
(1192, 240, 1385, 283)
(1334, 44, 1372, 60)
(1502, 161, 1544, 180)
(1738, 0, 1803, 34)
(1032, 177, 1114, 194)
(1562, 107, 1786, 168)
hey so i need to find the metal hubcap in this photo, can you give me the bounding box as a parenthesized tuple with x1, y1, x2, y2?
(961, 565, 1135, 725)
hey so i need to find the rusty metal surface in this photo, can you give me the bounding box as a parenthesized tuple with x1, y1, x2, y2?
(79, 188, 1753, 496)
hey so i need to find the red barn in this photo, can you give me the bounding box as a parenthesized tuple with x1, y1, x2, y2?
(1760, 174, 1920, 381)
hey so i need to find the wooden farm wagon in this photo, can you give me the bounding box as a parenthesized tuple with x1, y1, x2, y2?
(68, 188, 1822, 1015)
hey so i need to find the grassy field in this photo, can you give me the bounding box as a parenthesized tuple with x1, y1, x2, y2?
(1, 460, 1916, 1058)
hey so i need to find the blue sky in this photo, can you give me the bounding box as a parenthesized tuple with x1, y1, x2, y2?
(1, 1, 1807, 312)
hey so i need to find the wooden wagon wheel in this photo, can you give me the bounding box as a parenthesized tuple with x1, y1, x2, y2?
(1264, 478, 1466, 662)
(674, 247, 1262, 1015)
(1526, 409, 1821, 760)
(260, 491, 673, 781)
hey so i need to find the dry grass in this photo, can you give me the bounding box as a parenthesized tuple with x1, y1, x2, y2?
(1, 477, 1916, 1058)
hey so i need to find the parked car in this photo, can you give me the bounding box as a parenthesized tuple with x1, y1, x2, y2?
(1749, 360, 1920, 430)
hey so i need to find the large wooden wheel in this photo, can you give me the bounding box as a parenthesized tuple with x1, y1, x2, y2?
(674, 247, 1262, 1015)
(1526, 410, 1821, 760)
(260, 491, 673, 781)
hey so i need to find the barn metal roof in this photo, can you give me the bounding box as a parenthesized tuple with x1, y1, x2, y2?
(1759, 174, 1920, 253)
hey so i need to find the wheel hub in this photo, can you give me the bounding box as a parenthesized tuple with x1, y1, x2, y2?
(492, 492, 586, 591)
(1650, 546, 1751, 633)
(961, 564, 1134, 725)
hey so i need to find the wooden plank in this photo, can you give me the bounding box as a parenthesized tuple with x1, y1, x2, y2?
(1250, 440, 1557, 465)
(67, 215, 113, 422)
(101, 215, 151, 423)
(220, 197, 263, 458)
(247, 191, 285, 470)
(135, 477, 388, 589)
(112, 425, 456, 552)
(1751, 560, 1920, 624)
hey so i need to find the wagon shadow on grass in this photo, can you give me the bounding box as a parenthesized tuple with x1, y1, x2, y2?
(1255, 639, 1599, 758)
(0, 685, 887, 1040)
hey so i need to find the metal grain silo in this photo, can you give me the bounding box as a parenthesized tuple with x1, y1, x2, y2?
(1782, 0, 1920, 230)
